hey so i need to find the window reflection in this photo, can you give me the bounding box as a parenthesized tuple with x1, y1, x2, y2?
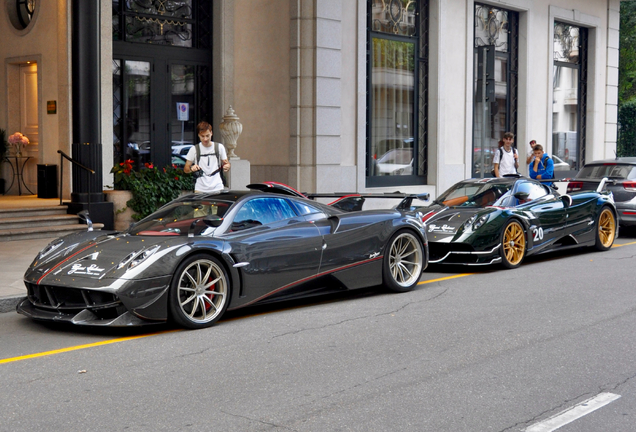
(370, 38, 415, 177)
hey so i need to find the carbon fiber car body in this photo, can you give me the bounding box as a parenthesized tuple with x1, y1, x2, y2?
(17, 185, 428, 327)
(418, 177, 617, 266)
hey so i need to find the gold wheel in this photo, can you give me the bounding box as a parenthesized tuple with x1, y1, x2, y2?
(596, 207, 616, 250)
(501, 220, 526, 268)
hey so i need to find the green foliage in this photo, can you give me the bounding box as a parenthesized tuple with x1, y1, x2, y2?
(618, 100, 636, 157)
(620, 1, 636, 105)
(111, 160, 194, 221)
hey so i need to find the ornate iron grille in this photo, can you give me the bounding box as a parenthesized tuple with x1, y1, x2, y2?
(553, 23, 580, 63)
(367, 0, 428, 187)
(508, 12, 518, 138)
(578, 27, 588, 167)
(371, 0, 418, 36)
(417, 0, 429, 178)
(112, 59, 123, 163)
(113, 0, 198, 47)
(196, 64, 211, 124)
(196, 1, 212, 49)
(474, 4, 509, 52)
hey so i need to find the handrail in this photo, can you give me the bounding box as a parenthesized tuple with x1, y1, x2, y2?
(57, 149, 96, 206)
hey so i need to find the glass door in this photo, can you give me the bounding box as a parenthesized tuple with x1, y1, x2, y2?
(170, 64, 196, 156)
(113, 59, 151, 170)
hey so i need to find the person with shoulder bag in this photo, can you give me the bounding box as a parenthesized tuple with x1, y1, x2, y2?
(491, 131, 519, 177)
(528, 143, 554, 187)
(184, 121, 230, 192)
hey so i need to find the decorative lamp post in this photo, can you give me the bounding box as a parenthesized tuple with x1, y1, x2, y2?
(219, 106, 243, 159)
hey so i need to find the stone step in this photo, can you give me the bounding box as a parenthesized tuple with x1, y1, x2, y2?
(0, 223, 104, 242)
(0, 206, 69, 219)
(0, 214, 82, 230)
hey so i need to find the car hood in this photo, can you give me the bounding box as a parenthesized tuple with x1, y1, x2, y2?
(425, 206, 497, 243)
(25, 231, 188, 284)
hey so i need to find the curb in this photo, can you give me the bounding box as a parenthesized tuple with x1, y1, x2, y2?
(0, 296, 25, 313)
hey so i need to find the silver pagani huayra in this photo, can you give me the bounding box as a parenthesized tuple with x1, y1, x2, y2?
(17, 183, 429, 329)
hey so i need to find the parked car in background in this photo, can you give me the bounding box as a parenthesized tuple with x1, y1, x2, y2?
(375, 148, 413, 176)
(551, 154, 570, 171)
(414, 176, 617, 268)
(567, 158, 636, 226)
(171, 143, 193, 156)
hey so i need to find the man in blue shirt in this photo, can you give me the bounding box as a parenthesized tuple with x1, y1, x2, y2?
(528, 144, 554, 186)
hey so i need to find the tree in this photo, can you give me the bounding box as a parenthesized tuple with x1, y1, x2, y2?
(618, 1, 636, 155)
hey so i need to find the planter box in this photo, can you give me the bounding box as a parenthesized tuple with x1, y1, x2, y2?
(104, 190, 134, 231)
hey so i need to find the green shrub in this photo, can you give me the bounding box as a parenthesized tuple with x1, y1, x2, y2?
(111, 160, 194, 220)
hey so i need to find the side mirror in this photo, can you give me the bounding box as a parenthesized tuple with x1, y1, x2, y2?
(203, 214, 224, 227)
(513, 192, 529, 201)
(77, 210, 93, 232)
(561, 195, 572, 208)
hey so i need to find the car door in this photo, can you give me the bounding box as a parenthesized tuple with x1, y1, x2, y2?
(222, 197, 323, 302)
(516, 181, 567, 250)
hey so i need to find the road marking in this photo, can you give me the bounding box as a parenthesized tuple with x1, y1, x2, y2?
(418, 273, 473, 285)
(613, 240, 636, 248)
(3, 274, 474, 365)
(0, 330, 177, 365)
(525, 392, 621, 432)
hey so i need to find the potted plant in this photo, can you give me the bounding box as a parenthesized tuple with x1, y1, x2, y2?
(106, 159, 194, 229)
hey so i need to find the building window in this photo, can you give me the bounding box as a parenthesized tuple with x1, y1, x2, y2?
(112, 0, 210, 48)
(367, 0, 429, 187)
(552, 22, 587, 171)
(472, 4, 518, 178)
(112, 0, 212, 169)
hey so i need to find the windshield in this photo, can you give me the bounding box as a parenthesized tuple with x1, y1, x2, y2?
(434, 182, 513, 208)
(129, 200, 234, 236)
(577, 164, 636, 180)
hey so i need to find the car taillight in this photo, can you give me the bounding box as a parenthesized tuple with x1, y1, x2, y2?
(567, 181, 583, 192)
(623, 181, 636, 192)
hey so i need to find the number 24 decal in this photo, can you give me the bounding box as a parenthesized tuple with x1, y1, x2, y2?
(533, 227, 544, 241)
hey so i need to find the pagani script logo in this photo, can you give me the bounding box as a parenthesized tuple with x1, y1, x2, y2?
(68, 263, 105, 275)
(427, 224, 456, 234)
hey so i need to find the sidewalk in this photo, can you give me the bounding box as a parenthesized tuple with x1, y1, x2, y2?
(0, 237, 56, 313)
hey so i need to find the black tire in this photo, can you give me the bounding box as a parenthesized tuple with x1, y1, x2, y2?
(500, 220, 526, 269)
(169, 254, 230, 329)
(594, 206, 616, 251)
(382, 230, 424, 293)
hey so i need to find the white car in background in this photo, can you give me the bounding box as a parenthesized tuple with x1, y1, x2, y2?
(551, 154, 570, 171)
(375, 148, 413, 176)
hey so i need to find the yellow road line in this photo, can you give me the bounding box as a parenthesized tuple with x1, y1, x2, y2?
(0, 330, 178, 365)
(418, 273, 473, 285)
(613, 240, 636, 248)
(4, 274, 477, 365)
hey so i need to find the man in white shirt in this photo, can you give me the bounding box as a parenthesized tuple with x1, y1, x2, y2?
(493, 132, 519, 177)
(184, 121, 231, 192)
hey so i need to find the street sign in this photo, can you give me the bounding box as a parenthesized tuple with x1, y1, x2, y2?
(176, 103, 189, 121)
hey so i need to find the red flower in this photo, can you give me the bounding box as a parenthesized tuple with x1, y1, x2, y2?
(144, 162, 154, 169)
(174, 176, 179, 180)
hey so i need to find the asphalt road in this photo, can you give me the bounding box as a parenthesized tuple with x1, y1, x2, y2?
(1, 233, 636, 431)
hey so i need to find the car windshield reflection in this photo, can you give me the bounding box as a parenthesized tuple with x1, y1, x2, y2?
(130, 200, 233, 236)
(434, 182, 513, 207)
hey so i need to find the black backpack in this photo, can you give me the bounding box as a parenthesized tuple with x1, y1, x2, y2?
(195, 142, 227, 187)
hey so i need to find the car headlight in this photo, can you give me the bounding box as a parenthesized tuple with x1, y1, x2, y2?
(38, 238, 65, 259)
(462, 215, 477, 231)
(117, 245, 161, 270)
(473, 215, 489, 230)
